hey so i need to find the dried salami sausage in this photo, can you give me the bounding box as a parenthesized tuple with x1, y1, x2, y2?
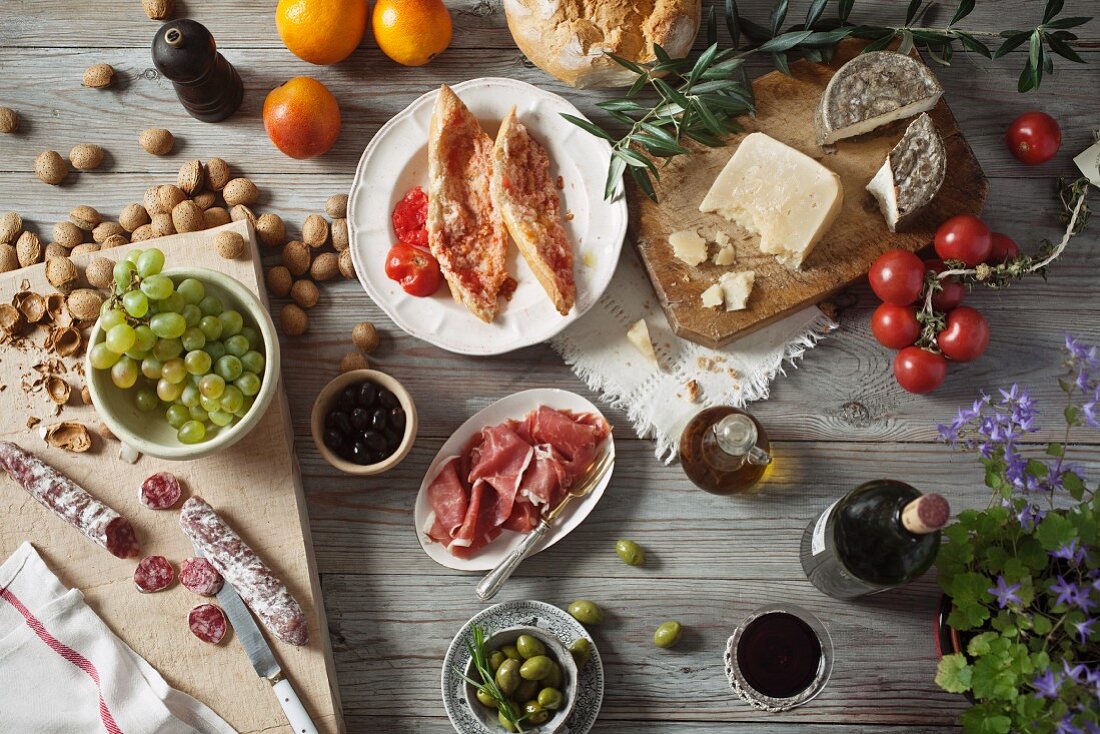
(188, 603, 228, 644)
(139, 472, 182, 510)
(134, 555, 175, 593)
(0, 441, 139, 559)
(179, 557, 224, 597)
(179, 496, 308, 646)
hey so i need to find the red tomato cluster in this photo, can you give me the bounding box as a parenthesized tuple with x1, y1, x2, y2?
(387, 186, 442, 297)
(869, 215, 1013, 394)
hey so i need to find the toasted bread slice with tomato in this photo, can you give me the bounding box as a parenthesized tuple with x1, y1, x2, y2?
(491, 108, 576, 316)
(427, 85, 509, 323)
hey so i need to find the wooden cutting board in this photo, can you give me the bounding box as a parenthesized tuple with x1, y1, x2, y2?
(628, 41, 988, 348)
(0, 221, 343, 734)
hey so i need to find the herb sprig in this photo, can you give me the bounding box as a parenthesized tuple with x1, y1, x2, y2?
(453, 624, 527, 731)
(565, 0, 1092, 202)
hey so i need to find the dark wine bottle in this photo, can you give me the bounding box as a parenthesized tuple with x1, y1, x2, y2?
(799, 480, 949, 599)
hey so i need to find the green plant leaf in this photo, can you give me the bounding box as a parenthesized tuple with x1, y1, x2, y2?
(956, 32, 993, 58)
(769, 0, 789, 36)
(560, 114, 613, 141)
(604, 155, 626, 201)
(802, 28, 856, 46)
(687, 43, 721, 86)
(772, 52, 791, 74)
(805, 0, 828, 29)
(1045, 32, 1085, 63)
(993, 32, 1031, 59)
(725, 0, 741, 49)
(596, 99, 646, 114)
(606, 53, 646, 75)
(967, 631, 998, 657)
(1044, 0, 1065, 24)
(898, 29, 915, 55)
(706, 4, 717, 47)
(1044, 16, 1092, 29)
(862, 32, 898, 53)
(615, 147, 658, 174)
(758, 30, 815, 53)
(838, 0, 854, 21)
(935, 653, 973, 693)
(950, 0, 976, 26)
(1035, 511, 1075, 550)
(905, 0, 922, 25)
(628, 165, 657, 203)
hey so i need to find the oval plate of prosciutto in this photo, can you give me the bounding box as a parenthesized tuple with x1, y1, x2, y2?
(415, 388, 615, 571)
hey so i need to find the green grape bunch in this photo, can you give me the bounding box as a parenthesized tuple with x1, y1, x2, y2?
(88, 248, 266, 445)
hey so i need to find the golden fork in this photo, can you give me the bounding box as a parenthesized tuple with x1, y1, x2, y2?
(476, 450, 613, 601)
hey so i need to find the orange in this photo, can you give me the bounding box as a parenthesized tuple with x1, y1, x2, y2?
(276, 0, 368, 66)
(372, 0, 452, 67)
(263, 77, 342, 159)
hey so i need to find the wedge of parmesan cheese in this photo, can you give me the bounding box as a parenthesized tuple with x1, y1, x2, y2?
(700, 283, 723, 309)
(669, 228, 708, 266)
(815, 51, 943, 146)
(866, 113, 946, 232)
(626, 318, 658, 364)
(719, 271, 754, 311)
(699, 133, 843, 270)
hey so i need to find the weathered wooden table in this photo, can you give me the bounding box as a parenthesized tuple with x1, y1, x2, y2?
(2, 1, 1097, 731)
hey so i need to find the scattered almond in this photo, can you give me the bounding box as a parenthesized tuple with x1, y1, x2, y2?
(0, 212, 22, 243)
(84, 256, 115, 289)
(255, 213, 285, 248)
(178, 159, 204, 194)
(101, 233, 128, 248)
(338, 249, 355, 279)
(352, 322, 379, 353)
(142, 0, 173, 20)
(203, 207, 231, 228)
(229, 204, 256, 225)
(91, 221, 124, 244)
(70, 243, 101, 255)
(44, 243, 68, 259)
(45, 256, 78, 292)
(70, 205, 101, 231)
(53, 221, 85, 249)
(280, 303, 308, 336)
(16, 231, 42, 267)
(69, 143, 105, 171)
(44, 293, 67, 324)
(139, 128, 174, 156)
(290, 279, 319, 309)
(172, 200, 205, 233)
(301, 214, 329, 248)
(310, 252, 339, 282)
(143, 185, 164, 215)
(266, 266, 292, 297)
(66, 289, 104, 322)
(15, 291, 46, 323)
(204, 157, 231, 190)
(0, 107, 17, 134)
(35, 151, 68, 185)
(131, 224, 155, 242)
(282, 240, 310, 276)
(325, 193, 348, 219)
(214, 230, 245, 259)
(157, 184, 187, 213)
(222, 178, 258, 207)
(82, 63, 115, 89)
(0, 302, 23, 332)
(151, 212, 175, 238)
(339, 351, 370, 373)
(192, 190, 217, 210)
(119, 203, 150, 232)
(331, 217, 348, 251)
(0, 243, 19, 273)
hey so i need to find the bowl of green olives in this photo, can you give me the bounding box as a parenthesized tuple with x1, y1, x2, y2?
(465, 627, 578, 732)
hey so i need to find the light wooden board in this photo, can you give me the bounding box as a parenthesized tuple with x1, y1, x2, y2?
(0, 222, 342, 734)
(629, 41, 987, 347)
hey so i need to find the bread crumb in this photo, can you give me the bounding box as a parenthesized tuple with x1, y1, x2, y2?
(685, 380, 700, 402)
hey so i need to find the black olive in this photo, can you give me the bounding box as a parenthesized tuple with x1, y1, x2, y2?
(370, 408, 388, 432)
(363, 430, 387, 454)
(389, 407, 406, 432)
(378, 389, 399, 409)
(357, 381, 378, 408)
(329, 410, 352, 436)
(351, 441, 371, 465)
(324, 411, 340, 430)
(367, 450, 387, 465)
(350, 407, 370, 431)
(323, 429, 345, 452)
(383, 428, 401, 452)
(340, 386, 359, 411)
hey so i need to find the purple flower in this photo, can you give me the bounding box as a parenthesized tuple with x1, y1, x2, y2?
(1033, 669, 1063, 699)
(1052, 539, 1088, 565)
(1073, 587, 1097, 614)
(1064, 660, 1089, 683)
(988, 575, 1022, 609)
(1052, 576, 1079, 607)
(1085, 399, 1100, 429)
(1017, 503, 1046, 530)
(1058, 716, 1086, 734)
(1073, 617, 1097, 643)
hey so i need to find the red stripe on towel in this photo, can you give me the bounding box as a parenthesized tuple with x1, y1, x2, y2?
(0, 587, 124, 734)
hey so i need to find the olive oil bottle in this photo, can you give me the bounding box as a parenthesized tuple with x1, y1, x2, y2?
(679, 407, 772, 494)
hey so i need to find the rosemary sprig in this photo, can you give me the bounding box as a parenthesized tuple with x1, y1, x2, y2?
(564, 0, 1091, 202)
(452, 624, 527, 731)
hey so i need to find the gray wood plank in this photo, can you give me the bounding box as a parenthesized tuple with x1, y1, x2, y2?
(342, 719, 953, 733)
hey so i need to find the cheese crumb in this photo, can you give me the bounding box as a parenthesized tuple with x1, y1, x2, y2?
(719, 271, 754, 311)
(700, 283, 723, 309)
(669, 229, 707, 266)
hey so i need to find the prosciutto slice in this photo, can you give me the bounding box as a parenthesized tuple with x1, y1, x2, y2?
(424, 406, 610, 557)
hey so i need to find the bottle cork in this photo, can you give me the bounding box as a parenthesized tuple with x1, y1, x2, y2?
(901, 493, 950, 535)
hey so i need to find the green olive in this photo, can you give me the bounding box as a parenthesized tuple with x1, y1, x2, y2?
(514, 678, 539, 703)
(475, 686, 496, 708)
(515, 634, 546, 659)
(653, 620, 683, 649)
(497, 710, 518, 732)
(523, 700, 550, 725)
(569, 637, 592, 667)
(615, 538, 646, 566)
(537, 687, 564, 710)
(501, 644, 522, 661)
(519, 655, 553, 681)
(495, 658, 521, 695)
(488, 650, 507, 672)
(542, 661, 563, 689)
(567, 599, 603, 625)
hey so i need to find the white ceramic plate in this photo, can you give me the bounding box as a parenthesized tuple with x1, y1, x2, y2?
(414, 389, 615, 571)
(441, 600, 604, 734)
(347, 77, 627, 355)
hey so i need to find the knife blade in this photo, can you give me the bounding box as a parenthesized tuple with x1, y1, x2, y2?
(193, 546, 319, 734)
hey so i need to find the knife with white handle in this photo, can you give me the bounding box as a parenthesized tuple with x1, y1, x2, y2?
(194, 546, 318, 734)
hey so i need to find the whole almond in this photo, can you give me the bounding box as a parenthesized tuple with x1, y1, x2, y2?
(35, 151, 68, 185)
(255, 213, 285, 248)
(101, 233, 129, 248)
(70, 205, 101, 231)
(69, 143, 105, 171)
(222, 178, 258, 207)
(331, 217, 348, 251)
(67, 289, 104, 322)
(142, 0, 173, 20)
(143, 185, 164, 215)
(204, 157, 231, 190)
(157, 184, 186, 212)
(172, 200, 205, 233)
(310, 252, 339, 282)
(70, 243, 101, 255)
(282, 240, 310, 276)
(290, 279, 319, 309)
(214, 231, 245, 259)
(177, 159, 204, 194)
(229, 204, 256, 225)
(192, 190, 217, 210)
(0, 107, 18, 134)
(131, 224, 155, 242)
(266, 266, 293, 297)
(0, 212, 22, 243)
(352, 321, 379, 353)
(325, 193, 348, 219)
(139, 128, 174, 156)
(45, 256, 78, 292)
(53, 221, 85, 249)
(16, 231, 42, 267)
(203, 207, 231, 229)
(338, 249, 355, 279)
(0, 243, 19, 272)
(85, 256, 115, 289)
(119, 203, 150, 232)
(92, 221, 125, 244)
(44, 242, 69, 259)
(339, 351, 370, 373)
(82, 63, 115, 89)
(301, 214, 329, 248)
(151, 212, 175, 238)
(280, 303, 309, 336)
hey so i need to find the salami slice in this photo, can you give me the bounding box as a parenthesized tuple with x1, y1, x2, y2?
(179, 557, 224, 597)
(0, 441, 139, 559)
(140, 472, 182, 510)
(179, 496, 308, 646)
(134, 555, 175, 593)
(188, 603, 228, 644)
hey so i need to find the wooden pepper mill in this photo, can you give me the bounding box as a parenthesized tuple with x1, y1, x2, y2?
(152, 19, 243, 123)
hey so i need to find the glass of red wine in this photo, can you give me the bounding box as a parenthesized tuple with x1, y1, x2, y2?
(724, 604, 833, 711)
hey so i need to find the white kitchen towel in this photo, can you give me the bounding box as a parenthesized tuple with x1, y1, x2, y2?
(0, 542, 236, 734)
(552, 250, 836, 461)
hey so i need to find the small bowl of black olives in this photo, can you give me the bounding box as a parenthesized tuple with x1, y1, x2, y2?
(310, 369, 417, 475)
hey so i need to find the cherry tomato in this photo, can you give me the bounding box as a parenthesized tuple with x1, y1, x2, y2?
(924, 258, 966, 312)
(987, 232, 1020, 263)
(385, 243, 442, 297)
(869, 249, 925, 305)
(392, 186, 429, 249)
(934, 215, 992, 267)
(894, 347, 948, 394)
(871, 303, 921, 349)
(1005, 111, 1061, 165)
(937, 306, 989, 362)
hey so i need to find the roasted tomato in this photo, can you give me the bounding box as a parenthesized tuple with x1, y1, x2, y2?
(924, 258, 966, 312)
(934, 215, 992, 267)
(385, 243, 442, 297)
(1006, 111, 1061, 165)
(987, 232, 1020, 263)
(869, 249, 925, 305)
(937, 306, 990, 362)
(392, 186, 429, 249)
(871, 303, 921, 350)
(894, 347, 948, 394)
